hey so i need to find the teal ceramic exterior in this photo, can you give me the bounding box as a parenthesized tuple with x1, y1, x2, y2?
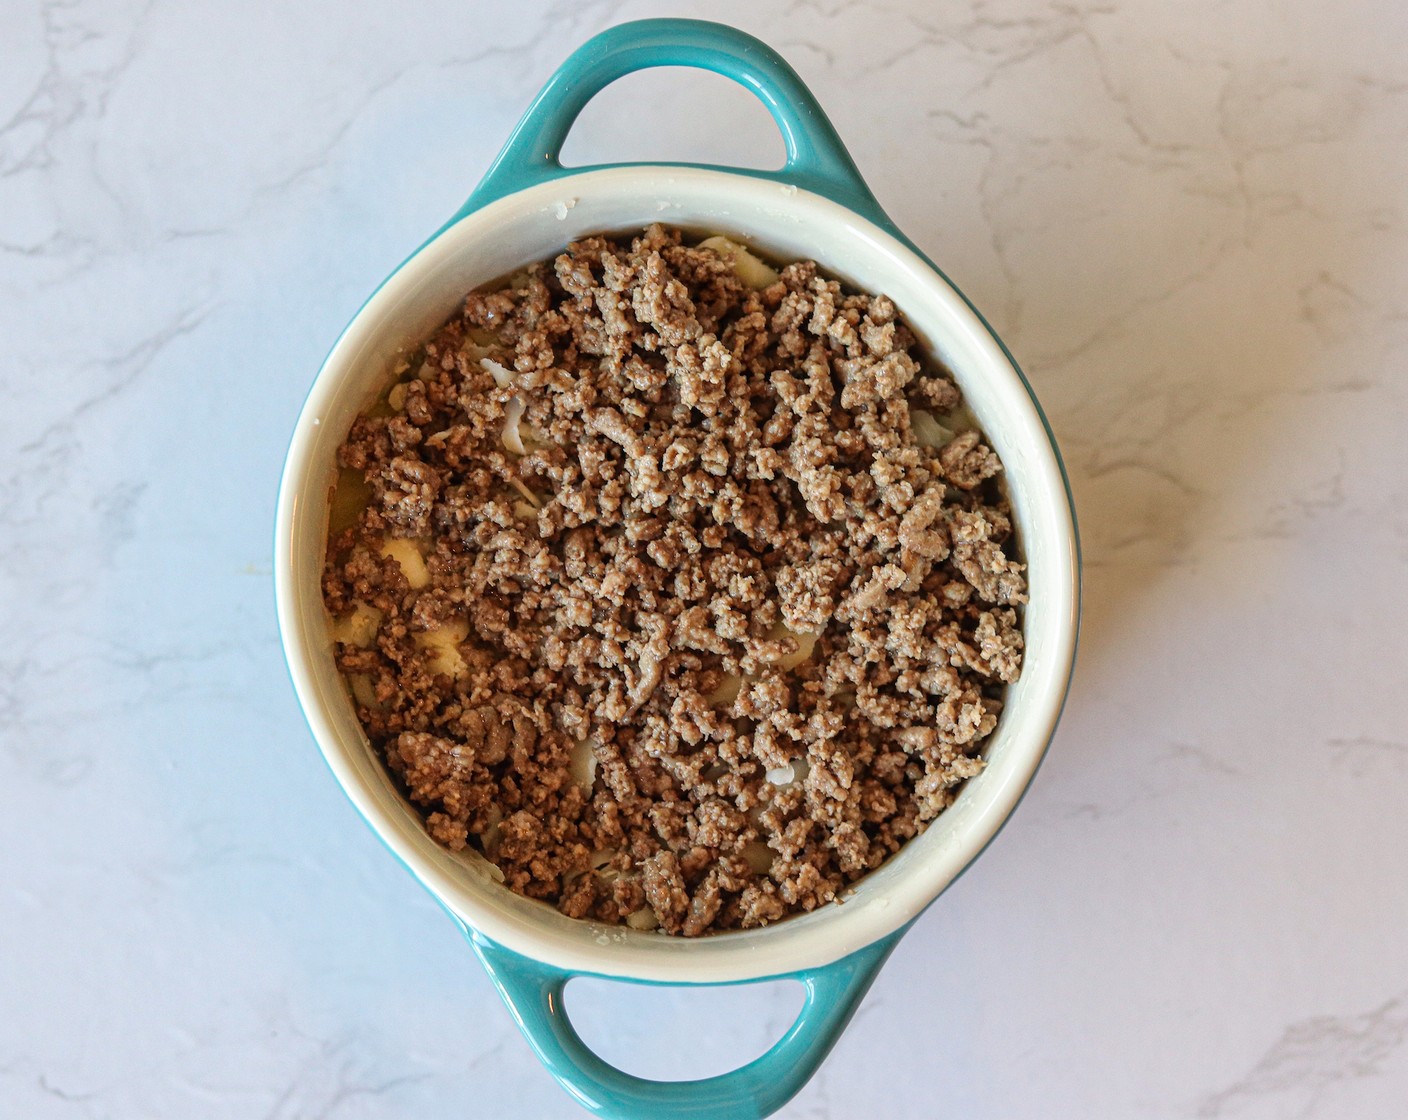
(472, 929, 903, 1120)
(278, 17, 1079, 1120)
(454, 20, 887, 228)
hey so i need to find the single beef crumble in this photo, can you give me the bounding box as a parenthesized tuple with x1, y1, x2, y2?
(322, 225, 1026, 935)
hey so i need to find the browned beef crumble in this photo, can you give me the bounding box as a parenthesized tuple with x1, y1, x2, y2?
(322, 224, 1025, 936)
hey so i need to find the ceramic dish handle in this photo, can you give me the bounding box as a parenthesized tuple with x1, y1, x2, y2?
(454, 18, 888, 225)
(471, 932, 899, 1120)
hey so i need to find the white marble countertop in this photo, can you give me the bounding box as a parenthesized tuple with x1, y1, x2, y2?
(4, 1, 1406, 1116)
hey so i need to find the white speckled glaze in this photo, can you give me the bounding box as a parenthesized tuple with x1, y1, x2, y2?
(275, 165, 1079, 984)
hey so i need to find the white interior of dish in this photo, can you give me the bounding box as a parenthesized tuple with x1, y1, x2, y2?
(275, 167, 1079, 983)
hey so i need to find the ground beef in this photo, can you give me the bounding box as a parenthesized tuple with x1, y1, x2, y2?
(323, 225, 1025, 936)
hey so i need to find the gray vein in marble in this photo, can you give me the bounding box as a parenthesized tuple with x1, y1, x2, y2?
(152, 28, 570, 248)
(36, 1072, 96, 1105)
(1, 0, 152, 274)
(774, 36, 837, 69)
(1081, 21, 1198, 158)
(1033, 244, 1228, 368)
(1255, 450, 1348, 540)
(1326, 736, 1408, 777)
(1197, 994, 1408, 1118)
(543, 0, 631, 40)
(0, 1055, 97, 1113)
(780, 0, 870, 25)
(264, 1065, 429, 1120)
(954, 3, 1099, 92)
(1054, 739, 1243, 823)
(2, 1, 94, 179)
(1162, 741, 1242, 777)
(1081, 457, 1199, 497)
(1, 302, 216, 543)
(1328, 736, 1408, 754)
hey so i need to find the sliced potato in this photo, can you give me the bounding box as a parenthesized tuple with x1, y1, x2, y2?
(414, 617, 469, 677)
(710, 673, 747, 707)
(481, 357, 515, 388)
(379, 537, 431, 589)
(742, 839, 775, 874)
(910, 408, 955, 450)
(328, 467, 373, 535)
(330, 602, 383, 648)
(347, 672, 380, 710)
(626, 908, 660, 931)
(501, 395, 527, 455)
(480, 805, 504, 854)
(508, 477, 543, 509)
(767, 622, 819, 670)
(569, 739, 598, 791)
(461, 329, 499, 362)
(697, 235, 780, 290)
(764, 763, 797, 787)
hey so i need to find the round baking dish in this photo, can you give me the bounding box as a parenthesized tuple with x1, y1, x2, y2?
(276, 19, 1079, 1120)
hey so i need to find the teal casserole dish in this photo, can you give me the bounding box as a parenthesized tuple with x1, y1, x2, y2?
(276, 19, 1080, 1119)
